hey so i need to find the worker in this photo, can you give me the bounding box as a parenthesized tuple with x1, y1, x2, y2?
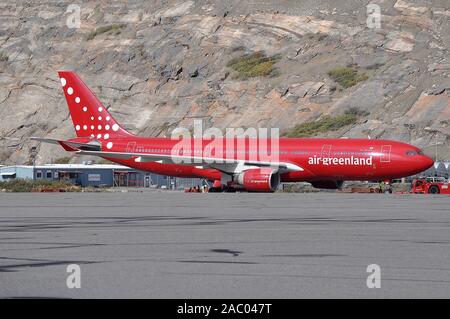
(385, 181, 392, 194)
(378, 181, 385, 193)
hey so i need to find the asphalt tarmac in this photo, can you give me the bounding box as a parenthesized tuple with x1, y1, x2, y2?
(0, 192, 449, 298)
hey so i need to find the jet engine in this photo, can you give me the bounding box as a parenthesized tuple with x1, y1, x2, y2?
(310, 180, 344, 190)
(236, 168, 281, 192)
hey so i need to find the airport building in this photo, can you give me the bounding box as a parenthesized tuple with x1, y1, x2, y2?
(0, 164, 204, 189)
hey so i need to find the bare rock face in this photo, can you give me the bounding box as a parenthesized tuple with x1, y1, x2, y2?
(0, 0, 449, 164)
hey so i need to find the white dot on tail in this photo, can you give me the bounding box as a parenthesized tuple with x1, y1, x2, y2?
(106, 116, 111, 121)
(107, 142, 113, 149)
(104, 133, 110, 140)
(90, 134, 94, 138)
(98, 116, 102, 121)
(83, 107, 87, 112)
(97, 134, 102, 139)
(61, 78, 66, 87)
(112, 124, 119, 132)
(91, 125, 94, 130)
(98, 125, 102, 130)
(75, 97, 80, 103)
(105, 124, 110, 130)
(67, 87, 73, 95)
(90, 116, 94, 121)
(98, 107, 103, 112)
(75, 125, 80, 131)
(83, 125, 87, 130)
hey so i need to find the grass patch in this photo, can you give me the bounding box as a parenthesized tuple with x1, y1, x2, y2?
(227, 52, 280, 80)
(327, 67, 369, 88)
(53, 157, 72, 164)
(305, 33, 328, 41)
(0, 52, 8, 62)
(284, 109, 369, 138)
(366, 62, 385, 70)
(97, 158, 114, 164)
(86, 24, 126, 40)
(344, 107, 370, 117)
(0, 179, 78, 192)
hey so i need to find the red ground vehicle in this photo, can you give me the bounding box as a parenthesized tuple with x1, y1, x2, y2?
(411, 177, 450, 194)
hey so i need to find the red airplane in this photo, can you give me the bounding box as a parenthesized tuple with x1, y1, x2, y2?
(32, 71, 434, 192)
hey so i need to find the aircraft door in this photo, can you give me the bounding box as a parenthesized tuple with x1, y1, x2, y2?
(126, 142, 136, 153)
(380, 145, 391, 163)
(321, 144, 332, 157)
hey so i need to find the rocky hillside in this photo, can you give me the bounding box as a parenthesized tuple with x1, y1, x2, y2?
(0, 0, 449, 164)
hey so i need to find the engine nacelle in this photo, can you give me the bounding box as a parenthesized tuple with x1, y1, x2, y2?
(310, 180, 344, 190)
(236, 168, 280, 192)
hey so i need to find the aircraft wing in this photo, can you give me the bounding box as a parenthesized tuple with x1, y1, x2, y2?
(75, 150, 303, 174)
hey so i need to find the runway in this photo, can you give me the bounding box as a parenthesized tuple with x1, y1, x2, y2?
(0, 192, 449, 298)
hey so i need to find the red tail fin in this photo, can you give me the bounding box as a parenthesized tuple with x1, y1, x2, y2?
(57, 71, 132, 139)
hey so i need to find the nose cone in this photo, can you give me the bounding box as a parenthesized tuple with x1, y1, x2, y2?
(418, 155, 434, 172)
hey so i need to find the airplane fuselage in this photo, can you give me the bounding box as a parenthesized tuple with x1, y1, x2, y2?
(72, 136, 433, 184)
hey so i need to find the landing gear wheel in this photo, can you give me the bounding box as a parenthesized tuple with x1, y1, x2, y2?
(428, 185, 440, 194)
(224, 186, 237, 193)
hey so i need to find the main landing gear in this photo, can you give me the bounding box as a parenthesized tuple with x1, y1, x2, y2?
(208, 185, 237, 193)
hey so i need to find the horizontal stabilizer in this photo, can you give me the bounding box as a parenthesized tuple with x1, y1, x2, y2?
(31, 137, 101, 152)
(30, 137, 60, 145)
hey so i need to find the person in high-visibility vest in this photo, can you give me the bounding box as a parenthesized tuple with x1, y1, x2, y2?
(379, 181, 385, 193)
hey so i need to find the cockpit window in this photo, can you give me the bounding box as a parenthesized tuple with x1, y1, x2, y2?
(405, 150, 418, 156)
